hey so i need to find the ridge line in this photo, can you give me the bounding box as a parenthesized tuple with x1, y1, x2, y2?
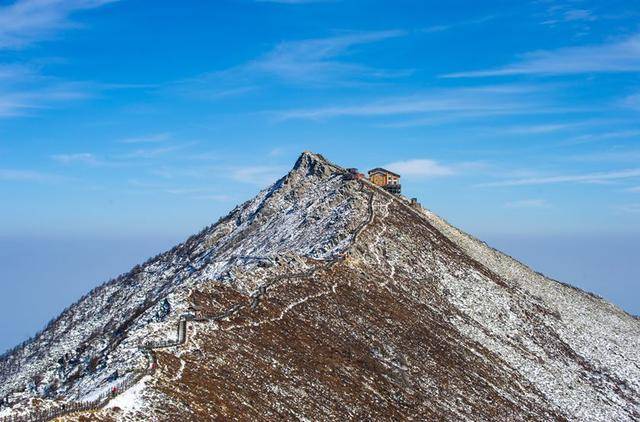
(25, 179, 376, 422)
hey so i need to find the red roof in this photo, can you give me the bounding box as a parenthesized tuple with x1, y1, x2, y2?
(367, 167, 400, 178)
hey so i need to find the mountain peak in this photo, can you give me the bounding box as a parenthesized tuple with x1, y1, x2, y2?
(292, 150, 339, 178)
(1, 152, 639, 421)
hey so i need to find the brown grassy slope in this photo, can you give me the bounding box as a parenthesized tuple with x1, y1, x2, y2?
(128, 186, 567, 421)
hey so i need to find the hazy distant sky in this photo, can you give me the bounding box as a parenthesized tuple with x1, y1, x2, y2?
(0, 0, 639, 351)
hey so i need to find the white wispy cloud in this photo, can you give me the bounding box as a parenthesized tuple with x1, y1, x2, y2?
(268, 147, 286, 157)
(251, 30, 408, 84)
(564, 129, 640, 145)
(51, 152, 98, 165)
(191, 194, 233, 201)
(498, 118, 625, 136)
(376, 107, 588, 128)
(0, 63, 37, 82)
(384, 159, 456, 178)
(615, 203, 640, 213)
(163, 188, 231, 202)
(51, 149, 192, 167)
(172, 30, 407, 96)
(230, 165, 288, 186)
(0, 168, 63, 182)
(0, 0, 118, 49)
(563, 9, 597, 22)
(272, 84, 550, 121)
(0, 89, 90, 117)
(625, 186, 640, 193)
(0, 68, 93, 118)
(126, 179, 232, 201)
(118, 132, 172, 144)
(479, 168, 640, 187)
(621, 91, 640, 111)
(503, 123, 579, 135)
(0, 1, 120, 118)
(541, 8, 597, 26)
(120, 143, 195, 159)
(444, 33, 640, 77)
(422, 15, 498, 33)
(568, 149, 640, 163)
(505, 199, 550, 208)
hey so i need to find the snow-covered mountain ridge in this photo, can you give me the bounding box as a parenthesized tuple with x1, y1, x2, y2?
(1, 151, 639, 421)
(0, 152, 368, 417)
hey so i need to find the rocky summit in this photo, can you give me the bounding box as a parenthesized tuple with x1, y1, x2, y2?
(1, 152, 639, 421)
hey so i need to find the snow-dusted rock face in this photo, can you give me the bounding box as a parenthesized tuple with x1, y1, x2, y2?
(1, 151, 639, 421)
(0, 152, 368, 418)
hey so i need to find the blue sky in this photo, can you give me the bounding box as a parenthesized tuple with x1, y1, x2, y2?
(1, 0, 639, 351)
